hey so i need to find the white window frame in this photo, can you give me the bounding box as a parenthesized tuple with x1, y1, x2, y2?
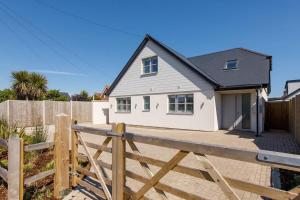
(143, 96, 150, 111)
(116, 97, 131, 113)
(142, 56, 158, 75)
(225, 59, 238, 70)
(168, 94, 193, 114)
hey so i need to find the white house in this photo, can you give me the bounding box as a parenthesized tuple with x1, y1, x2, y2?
(107, 35, 272, 134)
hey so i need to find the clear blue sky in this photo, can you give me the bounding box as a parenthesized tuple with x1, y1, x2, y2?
(0, 0, 299, 97)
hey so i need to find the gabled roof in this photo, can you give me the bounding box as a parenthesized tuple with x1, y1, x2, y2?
(107, 35, 272, 95)
(107, 35, 220, 95)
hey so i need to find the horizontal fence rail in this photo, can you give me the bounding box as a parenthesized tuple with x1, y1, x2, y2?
(71, 124, 300, 200)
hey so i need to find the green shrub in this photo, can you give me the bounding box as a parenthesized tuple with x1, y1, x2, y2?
(0, 119, 25, 140)
(31, 126, 47, 144)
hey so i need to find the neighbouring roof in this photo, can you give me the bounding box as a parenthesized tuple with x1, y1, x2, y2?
(285, 79, 300, 89)
(107, 34, 272, 95)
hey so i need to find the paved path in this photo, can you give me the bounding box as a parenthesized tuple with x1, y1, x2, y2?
(65, 124, 300, 200)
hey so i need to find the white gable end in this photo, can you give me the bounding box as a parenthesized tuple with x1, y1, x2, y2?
(110, 40, 214, 97)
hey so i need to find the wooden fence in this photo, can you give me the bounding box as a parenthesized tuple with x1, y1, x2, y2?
(265, 101, 289, 131)
(0, 114, 71, 200)
(289, 95, 300, 144)
(0, 100, 92, 127)
(71, 123, 300, 200)
(2, 115, 300, 199)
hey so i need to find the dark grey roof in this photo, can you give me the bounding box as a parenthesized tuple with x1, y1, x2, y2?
(107, 35, 272, 95)
(188, 48, 272, 89)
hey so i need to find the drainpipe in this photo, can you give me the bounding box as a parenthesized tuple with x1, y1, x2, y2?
(256, 88, 259, 137)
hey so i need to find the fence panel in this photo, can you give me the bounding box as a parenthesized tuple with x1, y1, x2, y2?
(45, 101, 71, 125)
(72, 101, 92, 123)
(9, 100, 43, 127)
(265, 101, 289, 131)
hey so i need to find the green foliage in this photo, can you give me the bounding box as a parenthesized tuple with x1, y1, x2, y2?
(0, 89, 16, 102)
(0, 159, 8, 169)
(45, 89, 68, 101)
(41, 160, 54, 172)
(24, 162, 33, 172)
(31, 126, 47, 144)
(0, 119, 25, 140)
(72, 90, 91, 101)
(11, 70, 48, 100)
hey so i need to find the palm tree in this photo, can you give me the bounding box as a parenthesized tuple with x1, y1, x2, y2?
(11, 71, 31, 100)
(29, 72, 48, 100)
(11, 71, 48, 100)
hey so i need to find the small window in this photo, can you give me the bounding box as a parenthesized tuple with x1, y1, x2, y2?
(143, 96, 150, 111)
(168, 94, 193, 113)
(225, 60, 238, 70)
(116, 97, 131, 112)
(142, 56, 158, 74)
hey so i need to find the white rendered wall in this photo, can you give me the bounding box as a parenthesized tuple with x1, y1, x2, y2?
(92, 101, 109, 124)
(109, 91, 218, 131)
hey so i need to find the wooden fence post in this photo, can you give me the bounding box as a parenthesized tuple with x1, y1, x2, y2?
(54, 114, 71, 198)
(112, 123, 126, 200)
(8, 134, 23, 200)
(71, 121, 78, 187)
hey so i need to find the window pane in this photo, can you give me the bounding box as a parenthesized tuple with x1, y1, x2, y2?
(143, 59, 150, 66)
(169, 96, 176, 104)
(186, 104, 193, 113)
(226, 60, 237, 69)
(144, 103, 150, 110)
(126, 105, 131, 112)
(178, 96, 185, 103)
(127, 98, 131, 104)
(186, 95, 193, 103)
(117, 105, 121, 111)
(144, 96, 150, 104)
(178, 104, 185, 112)
(144, 66, 150, 74)
(169, 104, 175, 112)
(151, 57, 158, 65)
(151, 64, 158, 73)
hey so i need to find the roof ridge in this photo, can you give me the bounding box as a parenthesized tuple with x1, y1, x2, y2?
(188, 47, 270, 59)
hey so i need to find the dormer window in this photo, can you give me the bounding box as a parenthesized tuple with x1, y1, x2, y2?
(142, 56, 158, 74)
(225, 60, 238, 70)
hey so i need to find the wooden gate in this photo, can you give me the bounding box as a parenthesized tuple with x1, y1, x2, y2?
(71, 123, 300, 200)
(265, 101, 289, 131)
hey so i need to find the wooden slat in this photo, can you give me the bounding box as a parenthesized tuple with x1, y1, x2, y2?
(76, 177, 106, 199)
(127, 141, 168, 200)
(24, 142, 54, 152)
(76, 166, 111, 185)
(0, 166, 8, 182)
(78, 137, 112, 180)
(72, 125, 110, 136)
(126, 170, 207, 200)
(126, 151, 297, 200)
(24, 169, 55, 186)
(83, 141, 112, 153)
(96, 160, 112, 170)
(77, 132, 112, 200)
(71, 129, 78, 187)
(0, 138, 8, 149)
(124, 132, 300, 172)
(131, 151, 188, 200)
(195, 154, 240, 200)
